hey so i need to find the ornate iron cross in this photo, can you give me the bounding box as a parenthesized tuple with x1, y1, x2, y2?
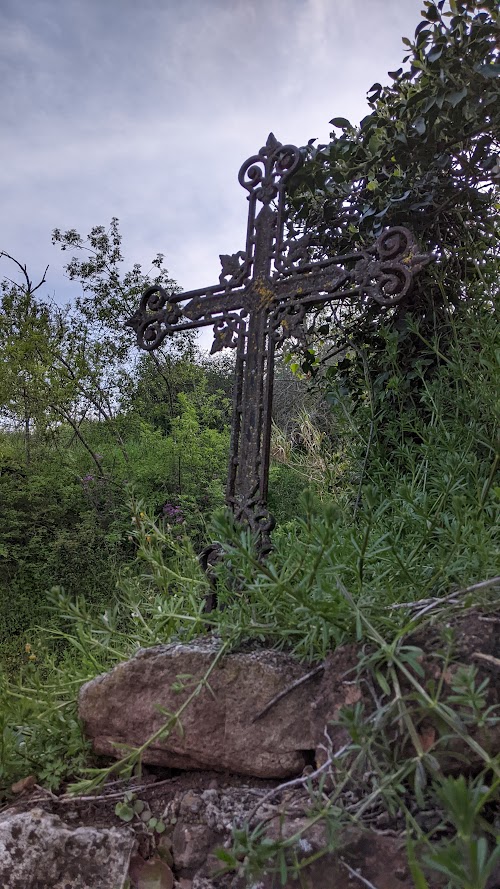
(127, 134, 431, 552)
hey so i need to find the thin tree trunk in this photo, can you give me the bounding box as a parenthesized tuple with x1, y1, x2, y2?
(51, 405, 105, 476)
(23, 387, 31, 466)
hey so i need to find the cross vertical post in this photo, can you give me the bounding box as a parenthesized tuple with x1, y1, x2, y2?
(127, 134, 431, 555)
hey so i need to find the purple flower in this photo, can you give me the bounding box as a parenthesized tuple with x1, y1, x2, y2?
(162, 503, 184, 523)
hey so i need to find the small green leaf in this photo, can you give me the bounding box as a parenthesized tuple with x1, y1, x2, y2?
(420, 96, 436, 113)
(215, 848, 238, 867)
(369, 132, 383, 154)
(375, 670, 391, 696)
(279, 848, 288, 885)
(446, 87, 467, 106)
(414, 761, 427, 808)
(476, 63, 500, 78)
(423, 4, 440, 22)
(360, 114, 376, 130)
(406, 836, 430, 889)
(329, 117, 351, 129)
(115, 802, 134, 822)
(427, 46, 443, 62)
(415, 20, 429, 37)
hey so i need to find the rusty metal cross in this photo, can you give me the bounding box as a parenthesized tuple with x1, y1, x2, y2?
(127, 134, 431, 553)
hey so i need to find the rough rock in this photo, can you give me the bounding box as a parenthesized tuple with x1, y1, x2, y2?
(79, 640, 323, 779)
(0, 807, 135, 889)
(0, 776, 471, 889)
(80, 611, 500, 783)
(172, 822, 218, 873)
(311, 643, 361, 767)
(246, 821, 416, 889)
(162, 786, 443, 889)
(130, 854, 174, 889)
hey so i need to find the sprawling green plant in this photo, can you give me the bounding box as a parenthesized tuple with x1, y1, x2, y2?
(293, 0, 499, 250)
(286, 0, 499, 402)
(217, 599, 500, 889)
(0, 389, 230, 670)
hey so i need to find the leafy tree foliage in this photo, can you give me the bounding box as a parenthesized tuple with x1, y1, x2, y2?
(51, 217, 181, 356)
(0, 256, 54, 463)
(293, 0, 499, 254)
(288, 0, 499, 396)
(51, 218, 196, 421)
(0, 229, 234, 665)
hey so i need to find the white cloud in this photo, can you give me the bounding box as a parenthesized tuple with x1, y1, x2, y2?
(0, 0, 424, 325)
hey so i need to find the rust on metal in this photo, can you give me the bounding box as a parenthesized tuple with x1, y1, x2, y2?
(127, 134, 432, 553)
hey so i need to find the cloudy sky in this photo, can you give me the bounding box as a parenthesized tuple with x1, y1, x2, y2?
(1, 0, 424, 338)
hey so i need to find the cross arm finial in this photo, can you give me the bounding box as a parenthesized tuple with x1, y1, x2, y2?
(238, 135, 302, 204)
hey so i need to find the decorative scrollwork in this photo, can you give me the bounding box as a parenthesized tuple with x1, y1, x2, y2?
(275, 232, 314, 274)
(126, 285, 183, 350)
(140, 285, 183, 322)
(375, 226, 432, 276)
(238, 133, 301, 205)
(354, 257, 412, 306)
(271, 302, 307, 346)
(376, 226, 412, 260)
(219, 251, 250, 287)
(234, 497, 276, 543)
(355, 226, 431, 306)
(210, 312, 244, 354)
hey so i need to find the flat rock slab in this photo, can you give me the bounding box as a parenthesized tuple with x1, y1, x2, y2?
(0, 808, 135, 889)
(79, 640, 323, 779)
(79, 612, 500, 782)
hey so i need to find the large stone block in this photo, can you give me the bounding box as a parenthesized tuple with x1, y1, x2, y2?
(79, 640, 323, 779)
(79, 610, 500, 782)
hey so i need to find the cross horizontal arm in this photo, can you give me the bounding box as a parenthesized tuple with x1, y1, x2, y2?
(273, 226, 432, 309)
(273, 268, 356, 304)
(126, 281, 247, 351)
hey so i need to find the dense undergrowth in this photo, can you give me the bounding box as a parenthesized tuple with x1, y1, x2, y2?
(1, 283, 498, 887)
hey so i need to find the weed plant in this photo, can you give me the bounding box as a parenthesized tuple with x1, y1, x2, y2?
(213, 584, 500, 889)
